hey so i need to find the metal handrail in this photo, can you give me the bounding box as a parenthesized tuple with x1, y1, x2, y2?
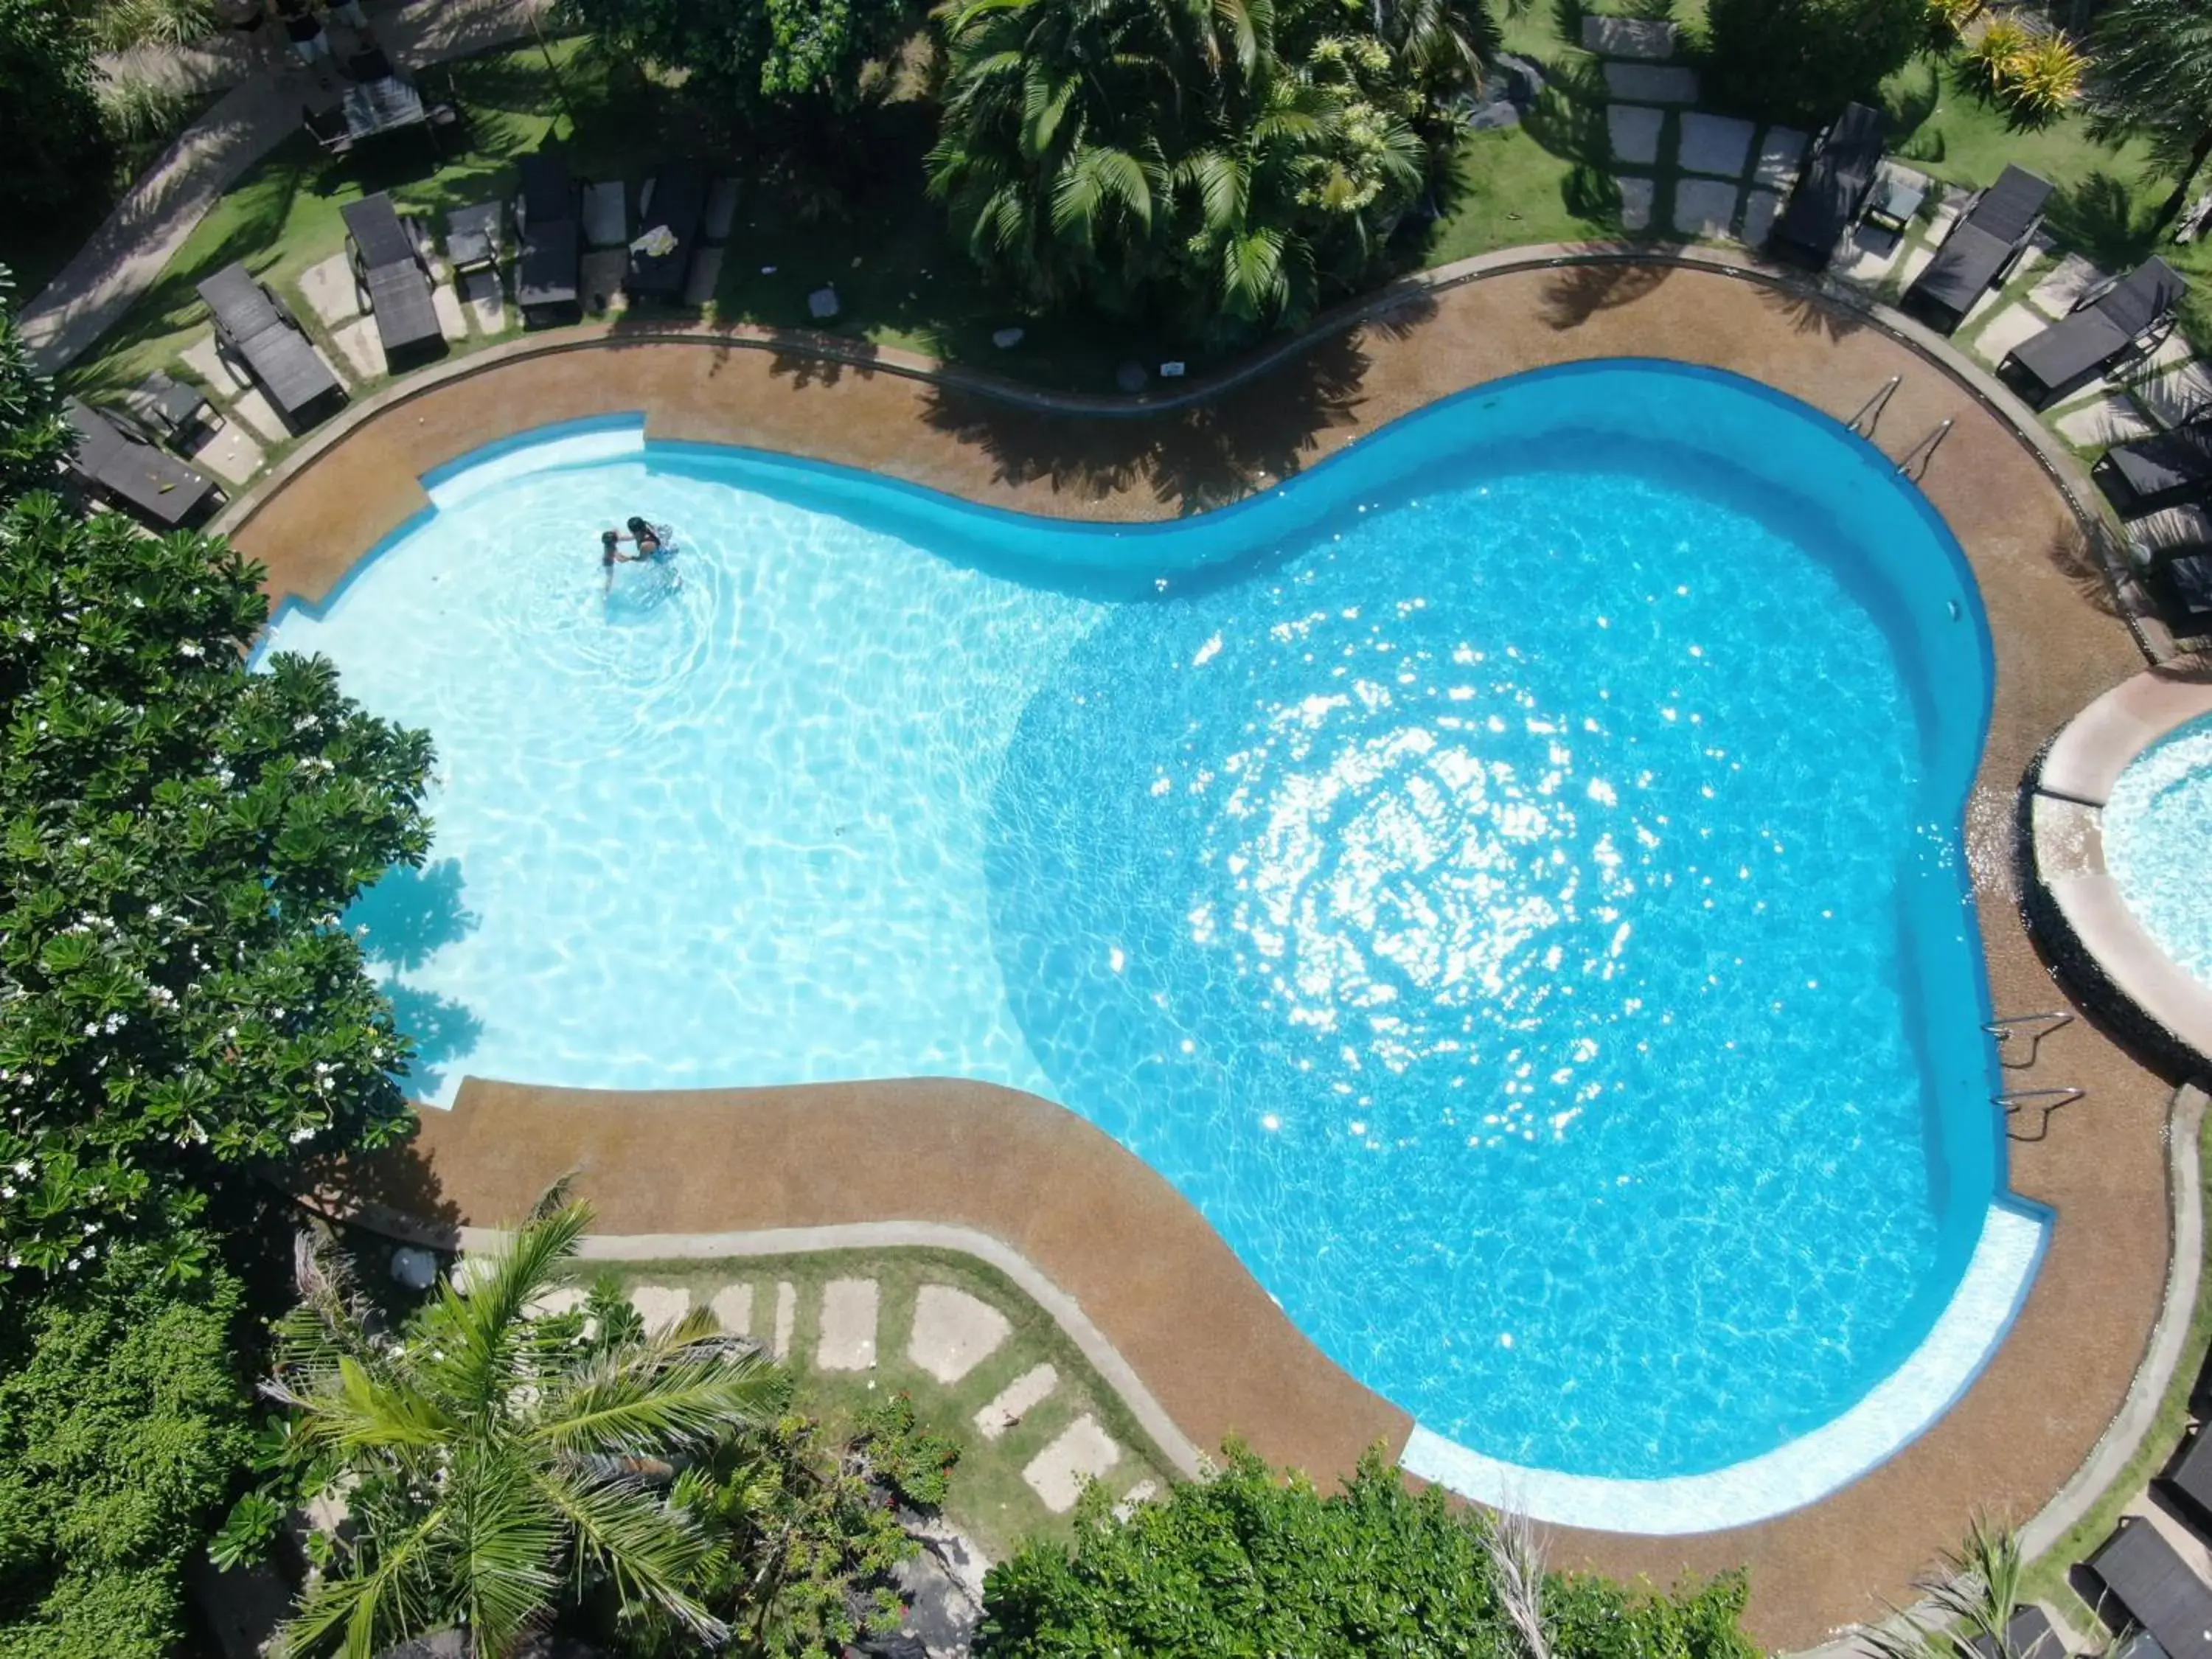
(1999, 1085, 2086, 1141)
(1848, 374, 1902, 437)
(1983, 1009, 2076, 1070)
(1897, 417, 1953, 481)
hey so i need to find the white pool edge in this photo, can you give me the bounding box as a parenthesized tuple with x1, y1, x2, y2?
(1400, 1198, 2048, 1534)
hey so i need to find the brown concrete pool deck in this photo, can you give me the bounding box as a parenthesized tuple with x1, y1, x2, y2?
(246, 257, 2188, 1648)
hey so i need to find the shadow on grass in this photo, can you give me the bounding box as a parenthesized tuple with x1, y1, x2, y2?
(914, 324, 1388, 515)
(2046, 170, 2166, 274)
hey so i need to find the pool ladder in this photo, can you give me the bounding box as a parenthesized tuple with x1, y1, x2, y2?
(1896, 419, 1954, 481)
(1984, 1009, 2076, 1069)
(1847, 375, 1902, 437)
(1999, 1086, 2086, 1141)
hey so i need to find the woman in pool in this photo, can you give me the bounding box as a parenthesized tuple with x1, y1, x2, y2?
(600, 519, 680, 594)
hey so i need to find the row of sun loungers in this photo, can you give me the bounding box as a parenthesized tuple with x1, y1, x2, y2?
(1770, 103, 1888, 271)
(1903, 164, 2054, 335)
(341, 192, 447, 368)
(510, 153, 734, 327)
(195, 262, 347, 432)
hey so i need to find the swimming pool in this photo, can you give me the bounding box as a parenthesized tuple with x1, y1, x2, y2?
(263, 361, 2045, 1531)
(2106, 712, 2212, 991)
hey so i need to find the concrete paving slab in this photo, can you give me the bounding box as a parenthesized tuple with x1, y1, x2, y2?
(2029, 252, 2108, 319)
(330, 315, 386, 383)
(186, 420, 265, 486)
(2141, 332, 2197, 376)
(298, 252, 362, 328)
(1963, 286, 2007, 330)
(1603, 61, 1698, 103)
(1113, 1479, 1160, 1520)
(1740, 188, 1784, 248)
(1752, 125, 1806, 188)
(769, 1281, 796, 1360)
(1898, 243, 1935, 292)
(815, 1276, 878, 1371)
(975, 1363, 1057, 1440)
(709, 1282, 752, 1337)
(526, 1284, 588, 1318)
(1607, 104, 1664, 167)
(431, 280, 467, 342)
(2053, 393, 2157, 448)
(180, 333, 251, 396)
(582, 178, 627, 249)
(1831, 221, 1907, 288)
(1672, 177, 1739, 239)
(1582, 14, 1676, 57)
(581, 248, 627, 314)
(1023, 1414, 1123, 1514)
(462, 268, 504, 334)
(1678, 112, 1754, 178)
(908, 1284, 1013, 1385)
(230, 386, 289, 444)
(1968, 302, 2048, 369)
(629, 1284, 688, 1331)
(683, 246, 723, 309)
(1618, 175, 1655, 233)
(2133, 360, 2212, 430)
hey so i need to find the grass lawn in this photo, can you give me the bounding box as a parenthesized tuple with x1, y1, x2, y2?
(579, 1247, 1179, 1564)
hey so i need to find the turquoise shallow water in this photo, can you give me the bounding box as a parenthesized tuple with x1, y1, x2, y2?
(2106, 712, 2212, 989)
(266, 362, 2008, 1481)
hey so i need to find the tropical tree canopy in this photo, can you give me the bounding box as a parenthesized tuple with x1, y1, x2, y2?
(554, 0, 913, 115)
(0, 492, 434, 1282)
(267, 1191, 779, 1658)
(0, 268, 69, 504)
(1701, 0, 1924, 125)
(973, 1444, 1761, 1659)
(2088, 0, 2212, 224)
(927, 0, 1490, 341)
(0, 0, 106, 218)
(0, 1235, 251, 1659)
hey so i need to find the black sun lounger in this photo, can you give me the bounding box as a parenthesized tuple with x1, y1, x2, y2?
(2089, 1519, 2212, 1659)
(513, 153, 582, 327)
(627, 159, 708, 302)
(2095, 408, 2212, 517)
(1770, 102, 1888, 270)
(1964, 1606, 2066, 1659)
(1902, 165, 2054, 334)
(341, 193, 445, 366)
(64, 398, 222, 529)
(195, 262, 345, 431)
(2000, 257, 2189, 410)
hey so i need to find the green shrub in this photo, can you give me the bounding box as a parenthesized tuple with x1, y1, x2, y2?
(1703, 0, 1927, 125)
(1963, 19, 2090, 121)
(0, 1239, 252, 1659)
(1961, 16, 2034, 96)
(0, 0, 107, 219)
(854, 1390, 961, 1509)
(1924, 0, 1982, 51)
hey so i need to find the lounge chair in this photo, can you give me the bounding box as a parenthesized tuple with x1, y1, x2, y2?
(444, 200, 503, 276)
(627, 159, 707, 303)
(1769, 102, 1888, 270)
(1902, 165, 2054, 334)
(123, 370, 215, 446)
(2094, 405, 2212, 517)
(302, 103, 354, 156)
(1964, 1606, 2066, 1659)
(63, 398, 223, 529)
(341, 192, 445, 366)
(1999, 258, 2188, 410)
(2088, 1518, 2212, 1659)
(195, 262, 346, 431)
(513, 153, 581, 327)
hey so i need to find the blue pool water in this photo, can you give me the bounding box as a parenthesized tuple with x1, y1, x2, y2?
(265, 362, 2015, 1492)
(2107, 712, 2212, 990)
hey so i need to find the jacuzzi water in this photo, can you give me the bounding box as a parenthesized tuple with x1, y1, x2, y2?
(2106, 712, 2212, 989)
(262, 361, 2041, 1528)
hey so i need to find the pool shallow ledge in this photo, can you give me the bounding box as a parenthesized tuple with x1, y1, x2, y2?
(1401, 1197, 2049, 1533)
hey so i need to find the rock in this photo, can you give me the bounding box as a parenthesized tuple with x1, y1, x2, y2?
(992, 326, 1025, 349)
(1116, 360, 1148, 392)
(390, 1245, 437, 1289)
(808, 285, 841, 319)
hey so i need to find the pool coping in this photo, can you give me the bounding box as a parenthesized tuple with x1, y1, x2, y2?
(2026, 668, 2212, 1072)
(236, 252, 2179, 1646)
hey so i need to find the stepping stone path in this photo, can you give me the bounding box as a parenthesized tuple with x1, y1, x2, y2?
(629, 1284, 689, 1332)
(773, 1280, 796, 1360)
(526, 1284, 588, 1318)
(1752, 128, 1807, 188)
(1603, 61, 1697, 104)
(462, 269, 505, 333)
(816, 1277, 880, 1371)
(1677, 113, 1753, 180)
(2053, 394, 2157, 448)
(1581, 14, 1675, 58)
(1672, 178, 1739, 240)
(975, 1363, 1059, 1441)
(1739, 189, 1784, 251)
(2030, 252, 2107, 317)
(181, 333, 249, 394)
(1618, 177, 1655, 234)
(431, 282, 469, 344)
(709, 1282, 753, 1336)
(1607, 105, 1663, 167)
(329, 316, 385, 383)
(1023, 1414, 1122, 1514)
(908, 1284, 1013, 1385)
(299, 252, 363, 329)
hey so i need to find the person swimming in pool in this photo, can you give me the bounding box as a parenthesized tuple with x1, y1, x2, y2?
(600, 519, 679, 594)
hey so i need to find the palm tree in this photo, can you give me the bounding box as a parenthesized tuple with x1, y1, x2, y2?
(266, 1189, 776, 1659)
(2088, 0, 2212, 226)
(1864, 1516, 2031, 1659)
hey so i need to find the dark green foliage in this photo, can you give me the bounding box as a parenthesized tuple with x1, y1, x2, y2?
(854, 1389, 961, 1509)
(2087, 0, 2212, 224)
(0, 1237, 251, 1659)
(975, 1444, 1759, 1659)
(0, 270, 67, 509)
(1701, 0, 1926, 125)
(0, 0, 107, 219)
(553, 0, 912, 116)
(0, 494, 435, 1279)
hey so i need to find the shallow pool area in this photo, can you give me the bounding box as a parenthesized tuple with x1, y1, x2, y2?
(2106, 714, 2212, 992)
(262, 361, 2044, 1531)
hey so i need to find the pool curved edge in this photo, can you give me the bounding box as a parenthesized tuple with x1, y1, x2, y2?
(1402, 1200, 2048, 1533)
(2028, 668, 2212, 1076)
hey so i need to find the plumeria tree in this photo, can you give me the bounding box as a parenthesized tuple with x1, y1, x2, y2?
(267, 1191, 779, 1658)
(0, 489, 434, 1281)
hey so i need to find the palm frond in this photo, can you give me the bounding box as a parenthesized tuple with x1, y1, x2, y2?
(535, 1333, 776, 1458)
(277, 1504, 447, 1659)
(532, 1466, 726, 1643)
(453, 1450, 566, 1657)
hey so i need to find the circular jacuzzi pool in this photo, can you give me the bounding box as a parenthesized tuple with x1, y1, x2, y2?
(260, 360, 2045, 1531)
(2107, 714, 2212, 990)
